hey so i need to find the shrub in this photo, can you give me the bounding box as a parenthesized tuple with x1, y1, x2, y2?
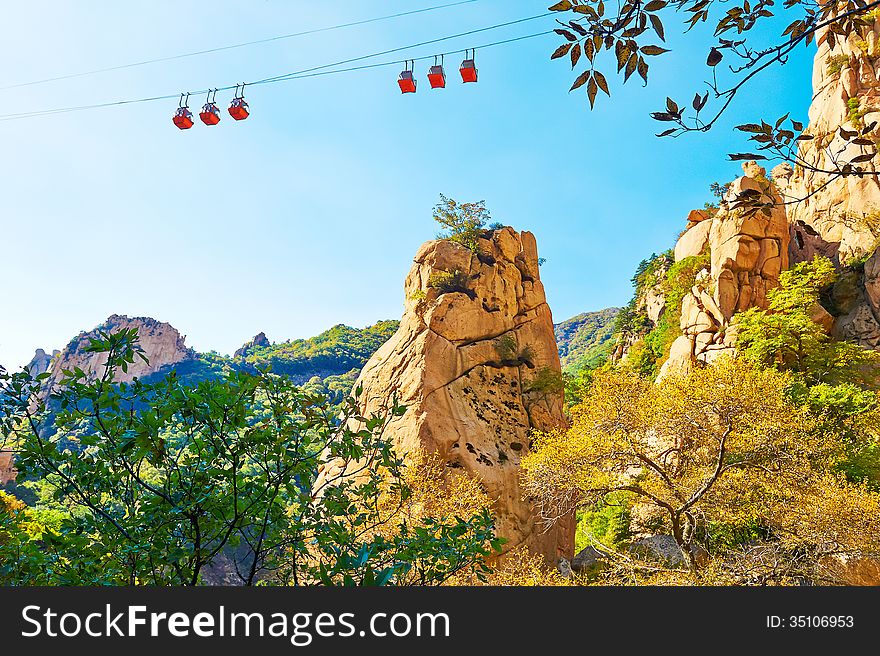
(523, 366, 564, 396)
(427, 269, 470, 295)
(575, 492, 632, 551)
(826, 54, 849, 75)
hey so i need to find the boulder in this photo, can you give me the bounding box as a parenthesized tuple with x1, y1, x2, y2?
(571, 546, 605, 573)
(630, 535, 709, 568)
(674, 220, 711, 262)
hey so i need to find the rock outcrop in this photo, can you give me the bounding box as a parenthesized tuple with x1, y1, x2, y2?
(318, 228, 575, 563)
(44, 315, 193, 390)
(1, 316, 194, 486)
(776, 19, 880, 262)
(0, 451, 15, 486)
(26, 348, 58, 375)
(234, 332, 271, 358)
(660, 162, 790, 376)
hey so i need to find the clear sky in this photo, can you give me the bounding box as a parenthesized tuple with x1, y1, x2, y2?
(0, 1, 815, 370)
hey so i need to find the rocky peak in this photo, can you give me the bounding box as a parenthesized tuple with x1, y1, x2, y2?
(317, 227, 575, 563)
(660, 162, 789, 377)
(234, 332, 271, 358)
(778, 19, 880, 262)
(45, 314, 193, 389)
(26, 348, 58, 375)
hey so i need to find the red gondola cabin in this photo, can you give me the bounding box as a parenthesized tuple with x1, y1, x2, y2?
(428, 65, 446, 89)
(200, 102, 221, 126)
(173, 107, 194, 130)
(460, 58, 478, 83)
(228, 97, 249, 121)
(398, 69, 416, 94)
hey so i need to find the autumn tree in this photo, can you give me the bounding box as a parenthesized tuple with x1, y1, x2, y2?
(522, 357, 880, 583)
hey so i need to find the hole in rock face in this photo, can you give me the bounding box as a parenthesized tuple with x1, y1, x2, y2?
(510, 442, 523, 452)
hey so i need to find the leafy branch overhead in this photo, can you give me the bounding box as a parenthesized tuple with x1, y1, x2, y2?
(548, 0, 880, 119)
(549, 0, 670, 108)
(731, 115, 877, 173)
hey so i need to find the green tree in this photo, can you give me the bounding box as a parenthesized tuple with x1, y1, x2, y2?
(433, 194, 491, 252)
(736, 256, 880, 386)
(0, 329, 498, 586)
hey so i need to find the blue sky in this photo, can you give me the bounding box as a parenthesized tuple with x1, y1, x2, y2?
(0, 1, 815, 369)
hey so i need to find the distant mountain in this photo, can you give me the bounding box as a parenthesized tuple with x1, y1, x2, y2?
(27, 316, 401, 401)
(235, 321, 400, 382)
(554, 308, 620, 374)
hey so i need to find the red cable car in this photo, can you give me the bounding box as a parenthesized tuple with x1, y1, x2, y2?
(460, 49, 478, 83)
(398, 60, 416, 94)
(428, 55, 446, 89)
(199, 89, 221, 126)
(228, 84, 250, 121)
(173, 93, 194, 130)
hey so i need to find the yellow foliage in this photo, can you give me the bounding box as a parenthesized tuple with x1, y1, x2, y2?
(521, 356, 880, 583)
(463, 547, 572, 586)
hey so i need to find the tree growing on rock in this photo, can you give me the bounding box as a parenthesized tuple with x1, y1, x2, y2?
(432, 194, 491, 253)
(737, 256, 880, 386)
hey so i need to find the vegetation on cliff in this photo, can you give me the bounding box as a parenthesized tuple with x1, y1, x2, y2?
(236, 321, 400, 383)
(525, 259, 880, 584)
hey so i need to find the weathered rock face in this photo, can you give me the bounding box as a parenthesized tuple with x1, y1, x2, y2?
(710, 162, 790, 320)
(830, 248, 880, 347)
(320, 228, 574, 562)
(234, 332, 270, 358)
(26, 348, 58, 375)
(660, 163, 789, 377)
(777, 21, 880, 262)
(0, 451, 16, 486)
(46, 315, 193, 390)
(1, 316, 194, 486)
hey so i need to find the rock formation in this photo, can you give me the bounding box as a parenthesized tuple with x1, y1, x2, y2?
(660, 162, 790, 376)
(1, 316, 194, 487)
(44, 315, 193, 390)
(318, 228, 575, 563)
(776, 19, 880, 262)
(234, 332, 271, 358)
(0, 451, 15, 486)
(26, 348, 58, 375)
